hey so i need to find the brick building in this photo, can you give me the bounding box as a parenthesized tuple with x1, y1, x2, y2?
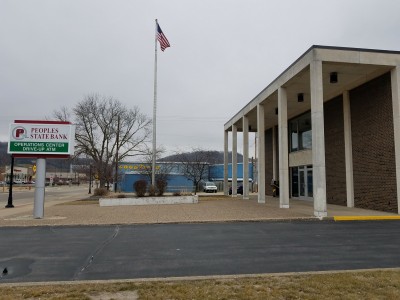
(224, 46, 400, 216)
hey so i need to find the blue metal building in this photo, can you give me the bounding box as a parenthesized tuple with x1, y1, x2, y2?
(118, 161, 254, 193)
(118, 162, 196, 193)
(209, 163, 254, 182)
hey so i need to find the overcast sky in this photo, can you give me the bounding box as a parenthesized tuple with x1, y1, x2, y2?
(1, 0, 400, 157)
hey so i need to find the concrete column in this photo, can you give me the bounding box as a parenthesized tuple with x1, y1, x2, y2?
(232, 124, 238, 197)
(34, 158, 46, 219)
(243, 116, 249, 199)
(224, 130, 229, 195)
(278, 87, 290, 208)
(257, 104, 266, 203)
(310, 60, 327, 218)
(391, 66, 400, 214)
(343, 90, 354, 208)
(272, 126, 277, 180)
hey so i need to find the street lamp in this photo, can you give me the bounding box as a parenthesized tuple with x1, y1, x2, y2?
(88, 164, 92, 194)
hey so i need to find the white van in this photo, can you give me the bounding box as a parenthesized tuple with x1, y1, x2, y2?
(202, 181, 218, 193)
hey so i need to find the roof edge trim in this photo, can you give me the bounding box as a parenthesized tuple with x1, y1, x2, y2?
(224, 45, 400, 129)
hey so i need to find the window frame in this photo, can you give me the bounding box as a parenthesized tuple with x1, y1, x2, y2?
(289, 111, 312, 152)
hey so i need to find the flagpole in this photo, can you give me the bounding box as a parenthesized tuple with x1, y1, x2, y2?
(152, 19, 158, 186)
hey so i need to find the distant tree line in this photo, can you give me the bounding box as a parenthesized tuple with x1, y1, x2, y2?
(160, 150, 243, 164)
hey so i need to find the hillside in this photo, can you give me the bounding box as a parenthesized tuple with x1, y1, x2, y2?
(1, 142, 244, 170)
(160, 150, 243, 164)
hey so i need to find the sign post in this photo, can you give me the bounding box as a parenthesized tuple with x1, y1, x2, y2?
(33, 158, 46, 218)
(5, 155, 15, 208)
(8, 120, 75, 219)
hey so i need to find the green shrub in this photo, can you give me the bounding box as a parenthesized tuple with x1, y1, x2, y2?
(156, 179, 168, 196)
(94, 188, 108, 196)
(134, 180, 147, 197)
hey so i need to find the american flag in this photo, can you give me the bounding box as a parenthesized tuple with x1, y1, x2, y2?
(156, 22, 170, 51)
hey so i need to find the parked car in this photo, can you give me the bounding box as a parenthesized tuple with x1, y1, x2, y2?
(202, 181, 218, 193)
(229, 185, 243, 195)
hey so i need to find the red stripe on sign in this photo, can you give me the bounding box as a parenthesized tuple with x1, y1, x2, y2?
(14, 120, 71, 124)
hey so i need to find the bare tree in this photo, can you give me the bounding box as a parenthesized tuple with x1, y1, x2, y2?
(53, 94, 151, 187)
(138, 145, 173, 187)
(0, 142, 10, 174)
(175, 148, 217, 195)
(52, 106, 71, 122)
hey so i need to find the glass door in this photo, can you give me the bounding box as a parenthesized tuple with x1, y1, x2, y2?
(291, 165, 313, 200)
(299, 166, 305, 197)
(307, 167, 313, 197)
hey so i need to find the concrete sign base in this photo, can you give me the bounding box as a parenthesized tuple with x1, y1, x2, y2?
(99, 195, 198, 207)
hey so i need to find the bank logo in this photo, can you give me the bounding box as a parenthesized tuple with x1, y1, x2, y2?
(12, 126, 27, 140)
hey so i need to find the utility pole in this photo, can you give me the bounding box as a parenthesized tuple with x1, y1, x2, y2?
(88, 164, 92, 194)
(114, 115, 120, 193)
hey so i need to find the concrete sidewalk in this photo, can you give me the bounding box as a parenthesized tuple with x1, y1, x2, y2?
(0, 191, 398, 227)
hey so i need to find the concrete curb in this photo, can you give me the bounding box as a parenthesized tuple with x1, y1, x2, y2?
(334, 216, 400, 221)
(0, 217, 330, 228)
(1, 267, 400, 287)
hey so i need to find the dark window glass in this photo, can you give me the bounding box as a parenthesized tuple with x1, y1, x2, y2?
(307, 167, 313, 197)
(298, 115, 312, 150)
(290, 121, 298, 152)
(291, 167, 299, 197)
(289, 112, 312, 152)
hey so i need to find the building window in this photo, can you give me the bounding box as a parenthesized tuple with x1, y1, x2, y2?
(289, 112, 312, 152)
(290, 122, 298, 152)
(291, 167, 299, 197)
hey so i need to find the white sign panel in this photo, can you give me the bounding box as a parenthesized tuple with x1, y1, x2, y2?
(8, 122, 75, 155)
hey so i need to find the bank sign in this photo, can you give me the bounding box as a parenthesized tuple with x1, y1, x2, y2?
(8, 121, 75, 155)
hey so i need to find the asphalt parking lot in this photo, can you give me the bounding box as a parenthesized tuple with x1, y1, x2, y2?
(2, 220, 400, 283)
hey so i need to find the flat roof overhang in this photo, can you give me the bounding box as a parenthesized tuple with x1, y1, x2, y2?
(224, 45, 400, 132)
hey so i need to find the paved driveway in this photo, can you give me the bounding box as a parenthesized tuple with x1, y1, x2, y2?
(1, 221, 400, 283)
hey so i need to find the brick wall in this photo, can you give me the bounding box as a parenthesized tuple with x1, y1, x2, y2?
(350, 73, 398, 212)
(324, 96, 347, 206)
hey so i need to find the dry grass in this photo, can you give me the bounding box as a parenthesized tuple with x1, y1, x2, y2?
(1, 270, 400, 300)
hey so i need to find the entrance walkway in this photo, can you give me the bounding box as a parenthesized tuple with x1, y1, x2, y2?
(0, 193, 398, 227)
